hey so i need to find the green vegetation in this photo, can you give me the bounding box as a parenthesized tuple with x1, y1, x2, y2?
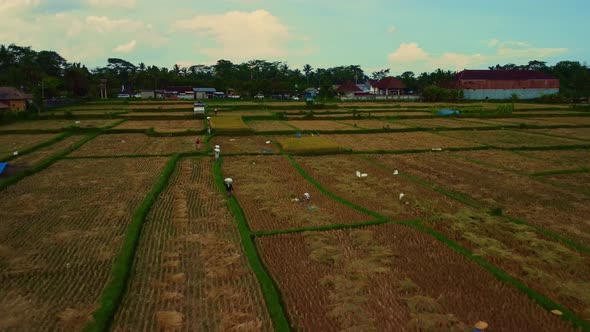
(212, 156, 291, 332)
(85, 154, 180, 332)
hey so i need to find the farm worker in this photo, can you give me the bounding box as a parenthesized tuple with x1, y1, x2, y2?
(225, 182, 233, 196)
(195, 137, 201, 149)
(302, 192, 311, 204)
(207, 116, 212, 127)
(473, 321, 488, 332)
(214, 108, 218, 116)
(224, 178, 233, 196)
(207, 126, 211, 134)
(214, 148, 220, 161)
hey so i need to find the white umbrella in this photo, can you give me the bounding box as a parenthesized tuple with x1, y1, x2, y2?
(224, 178, 233, 184)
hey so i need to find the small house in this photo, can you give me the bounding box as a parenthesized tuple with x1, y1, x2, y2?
(193, 100, 206, 114)
(335, 81, 362, 98)
(375, 77, 406, 96)
(193, 87, 216, 99)
(0, 87, 28, 112)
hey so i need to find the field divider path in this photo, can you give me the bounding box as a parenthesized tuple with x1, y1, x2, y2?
(1, 131, 71, 162)
(0, 119, 127, 192)
(85, 154, 181, 332)
(361, 155, 590, 255)
(449, 152, 590, 198)
(284, 153, 590, 331)
(212, 155, 292, 332)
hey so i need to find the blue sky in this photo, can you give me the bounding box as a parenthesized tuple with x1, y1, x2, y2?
(0, 0, 587, 75)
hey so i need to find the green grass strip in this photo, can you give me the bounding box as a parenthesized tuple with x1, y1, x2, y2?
(284, 154, 383, 220)
(85, 154, 180, 332)
(1, 132, 71, 162)
(212, 157, 291, 332)
(408, 223, 590, 331)
(253, 217, 431, 237)
(531, 168, 590, 177)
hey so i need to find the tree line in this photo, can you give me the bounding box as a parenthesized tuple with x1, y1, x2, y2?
(1, 44, 589, 102)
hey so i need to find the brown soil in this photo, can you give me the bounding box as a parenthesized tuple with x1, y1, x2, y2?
(426, 210, 590, 321)
(255, 225, 573, 331)
(452, 149, 575, 174)
(338, 119, 410, 129)
(325, 132, 479, 151)
(247, 120, 295, 132)
(294, 155, 464, 220)
(69, 134, 200, 156)
(114, 120, 204, 132)
(440, 129, 583, 147)
(112, 158, 271, 331)
(523, 128, 590, 141)
(370, 153, 590, 246)
(10, 135, 84, 167)
(289, 120, 363, 131)
(542, 172, 590, 195)
(222, 155, 371, 231)
(209, 136, 277, 154)
(0, 134, 61, 160)
(0, 120, 117, 131)
(0, 157, 168, 330)
(124, 112, 193, 117)
(398, 118, 496, 128)
(520, 149, 590, 169)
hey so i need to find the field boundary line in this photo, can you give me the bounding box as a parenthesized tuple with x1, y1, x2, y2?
(0, 120, 124, 192)
(212, 156, 292, 332)
(1, 132, 71, 162)
(507, 127, 590, 142)
(285, 154, 590, 331)
(85, 154, 180, 332)
(531, 168, 590, 177)
(361, 156, 590, 255)
(252, 218, 432, 237)
(408, 223, 590, 332)
(284, 154, 382, 220)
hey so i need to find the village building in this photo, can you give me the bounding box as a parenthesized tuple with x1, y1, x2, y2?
(375, 77, 406, 96)
(0, 87, 28, 111)
(455, 70, 560, 100)
(193, 87, 217, 99)
(335, 81, 362, 98)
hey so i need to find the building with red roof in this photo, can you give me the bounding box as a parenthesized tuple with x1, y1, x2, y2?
(375, 77, 406, 96)
(335, 81, 362, 97)
(455, 70, 559, 100)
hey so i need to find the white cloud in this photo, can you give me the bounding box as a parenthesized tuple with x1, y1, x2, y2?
(0, 0, 39, 13)
(113, 40, 137, 53)
(387, 42, 429, 63)
(86, 0, 136, 9)
(387, 39, 568, 72)
(172, 9, 294, 61)
(387, 26, 396, 33)
(85, 16, 144, 33)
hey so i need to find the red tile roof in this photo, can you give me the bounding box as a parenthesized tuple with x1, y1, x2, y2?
(377, 77, 405, 89)
(456, 70, 557, 80)
(335, 81, 362, 92)
(0, 87, 27, 100)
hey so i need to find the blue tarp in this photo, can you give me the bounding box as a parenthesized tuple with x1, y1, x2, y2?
(437, 109, 461, 115)
(0, 162, 8, 175)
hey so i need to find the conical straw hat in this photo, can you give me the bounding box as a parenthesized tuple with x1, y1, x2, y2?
(474, 321, 488, 329)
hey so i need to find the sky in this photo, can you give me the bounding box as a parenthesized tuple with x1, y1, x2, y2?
(0, 0, 588, 75)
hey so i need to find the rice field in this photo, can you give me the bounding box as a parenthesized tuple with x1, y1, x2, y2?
(2, 101, 590, 331)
